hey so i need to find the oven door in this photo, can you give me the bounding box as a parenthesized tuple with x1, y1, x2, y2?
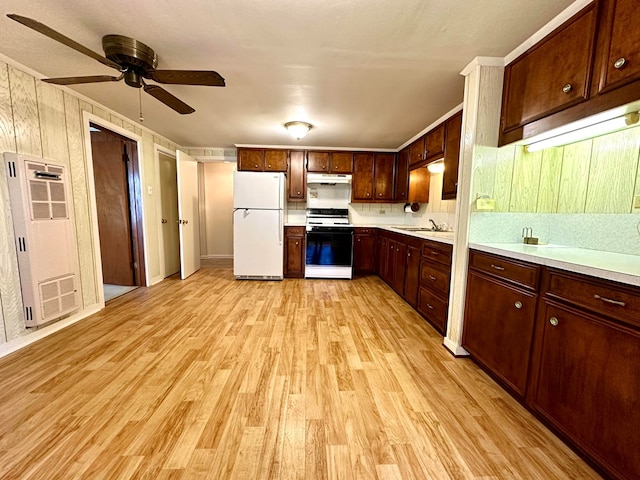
(305, 227, 353, 279)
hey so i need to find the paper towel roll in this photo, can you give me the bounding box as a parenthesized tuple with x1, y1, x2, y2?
(404, 204, 412, 213)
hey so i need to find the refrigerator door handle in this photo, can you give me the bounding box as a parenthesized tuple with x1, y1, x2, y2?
(279, 209, 283, 245)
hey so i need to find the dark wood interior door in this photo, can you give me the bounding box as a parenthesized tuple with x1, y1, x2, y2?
(91, 129, 136, 286)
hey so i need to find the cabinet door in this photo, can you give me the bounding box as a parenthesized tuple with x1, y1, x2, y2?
(284, 227, 305, 278)
(307, 151, 330, 172)
(329, 152, 353, 173)
(384, 239, 396, 284)
(595, 0, 640, 94)
(442, 111, 462, 200)
(409, 137, 425, 167)
(462, 272, 537, 397)
(392, 241, 407, 295)
(425, 124, 445, 161)
(352, 153, 374, 201)
(418, 286, 448, 334)
(353, 234, 375, 274)
(288, 151, 306, 202)
(264, 150, 288, 172)
(404, 246, 421, 307)
(408, 166, 430, 204)
(373, 153, 395, 201)
(531, 301, 640, 480)
(394, 148, 409, 202)
(501, 5, 596, 132)
(378, 236, 389, 279)
(238, 149, 264, 171)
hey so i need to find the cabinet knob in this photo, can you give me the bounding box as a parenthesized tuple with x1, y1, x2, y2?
(161, 218, 167, 224)
(549, 317, 559, 327)
(407, 252, 411, 257)
(514, 301, 523, 309)
(562, 84, 572, 94)
(357, 238, 361, 242)
(268, 164, 272, 168)
(297, 191, 301, 195)
(295, 241, 299, 245)
(254, 164, 259, 168)
(366, 193, 371, 197)
(614, 57, 627, 69)
(428, 275, 436, 281)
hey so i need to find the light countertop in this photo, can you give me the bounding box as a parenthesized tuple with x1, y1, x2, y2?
(379, 226, 455, 245)
(470, 242, 640, 287)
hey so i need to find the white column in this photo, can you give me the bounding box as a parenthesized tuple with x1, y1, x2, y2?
(443, 57, 505, 356)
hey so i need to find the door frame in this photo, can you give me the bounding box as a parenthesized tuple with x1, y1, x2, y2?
(154, 144, 178, 280)
(82, 111, 149, 305)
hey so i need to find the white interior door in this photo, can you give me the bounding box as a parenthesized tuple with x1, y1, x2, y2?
(159, 152, 180, 277)
(177, 150, 200, 279)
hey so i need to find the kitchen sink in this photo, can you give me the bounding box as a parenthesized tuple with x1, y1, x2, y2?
(394, 226, 448, 232)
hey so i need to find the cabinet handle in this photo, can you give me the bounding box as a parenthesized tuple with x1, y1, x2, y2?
(514, 301, 523, 309)
(490, 264, 505, 271)
(430, 251, 439, 256)
(427, 304, 434, 310)
(614, 57, 627, 69)
(593, 294, 626, 307)
(549, 317, 559, 327)
(562, 84, 572, 93)
(428, 275, 436, 281)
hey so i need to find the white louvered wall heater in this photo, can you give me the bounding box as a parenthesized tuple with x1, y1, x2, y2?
(4, 152, 81, 327)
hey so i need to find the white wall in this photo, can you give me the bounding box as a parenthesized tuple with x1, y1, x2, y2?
(200, 162, 235, 258)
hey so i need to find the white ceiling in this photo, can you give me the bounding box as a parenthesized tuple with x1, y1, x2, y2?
(0, 0, 576, 149)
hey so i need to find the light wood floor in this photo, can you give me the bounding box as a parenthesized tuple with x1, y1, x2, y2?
(0, 264, 600, 479)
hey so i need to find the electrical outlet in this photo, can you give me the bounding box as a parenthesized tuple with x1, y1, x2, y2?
(633, 195, 640, 209)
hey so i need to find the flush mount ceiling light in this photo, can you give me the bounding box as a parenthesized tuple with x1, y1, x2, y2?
(284, 121, 312, 140)
(525, 111, 640, 152)
(426, 159, 445, 174)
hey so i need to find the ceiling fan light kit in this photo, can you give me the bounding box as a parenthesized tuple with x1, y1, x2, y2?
(7, 14, 225, 115)
(284, 121, 312, 140)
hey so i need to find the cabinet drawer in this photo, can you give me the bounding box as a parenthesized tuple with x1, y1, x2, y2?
(353, 227, 374, 235)
(421, 241, 452, 266)
(285, 226, 305, 236)
(418, 286, 448, 334)
(469, 250, 540, 290)
(545, 270, 640, 328)
(420, 262, 450, 297)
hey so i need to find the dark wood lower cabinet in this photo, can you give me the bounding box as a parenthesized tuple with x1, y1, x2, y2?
(283, 226, 305, 278)
(462, 271, 538, 396)
(464, 250, 640, 480)
(353, 228, 376, 275)
(404, 245, 421, 307)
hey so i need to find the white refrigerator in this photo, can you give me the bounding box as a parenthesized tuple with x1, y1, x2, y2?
(233, 171, 285, 280)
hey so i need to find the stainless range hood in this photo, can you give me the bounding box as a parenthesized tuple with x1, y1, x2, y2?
(306, 173, 352, 184)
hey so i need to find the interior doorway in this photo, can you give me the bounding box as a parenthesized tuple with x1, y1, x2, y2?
(158, 152, 180, 277)
(90, 123, 146, 301)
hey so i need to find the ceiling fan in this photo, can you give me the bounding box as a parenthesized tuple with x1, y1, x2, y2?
(7, 14, 226, 114)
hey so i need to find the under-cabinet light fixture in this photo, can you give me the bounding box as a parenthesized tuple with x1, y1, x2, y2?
(426, 159, 445, 174)
(284, 121, 312, 140)
(525, 111, 640, 152)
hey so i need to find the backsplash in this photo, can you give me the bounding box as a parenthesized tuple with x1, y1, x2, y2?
(470, 213, 640, 256)
(472, 125, 640, 214)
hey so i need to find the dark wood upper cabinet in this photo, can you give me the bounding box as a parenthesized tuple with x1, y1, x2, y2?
(287, 150, 306, 202)
(264, 150, 288, 171)
(408, 167, 430, 204)
(307, 151, 330, 172)
(329, 152, 353, 173)
(425, 124, 445, 162)
(394, 148, 409, 202)
(307, 151, 353, 173)
(237, 148, 265, 171)
(442, 111, 463, 200)
(352, 152, 375, 201)
(409, 137, 426, 167)
(373, 153, 395, 201)
(593, 0, 640, 95)
(500, 4, 597, 136)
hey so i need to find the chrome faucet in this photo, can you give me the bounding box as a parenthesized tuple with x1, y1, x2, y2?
(429, 219, 439, 231)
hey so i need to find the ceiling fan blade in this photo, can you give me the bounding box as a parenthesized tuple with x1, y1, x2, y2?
(143, 84, 195, 114)
(42, 75, 122, 85)
(7, 14, 122, 71)
(146, 70, 225, 87)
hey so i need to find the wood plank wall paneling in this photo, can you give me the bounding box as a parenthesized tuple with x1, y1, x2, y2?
(557, 140, 592, 213)
(0, 64, 16, 154)
(476, 124, 640, 213)
(64, 91, 97, 308)
(9, 67, 42, 157)
(36, 82, 69, 163)
(585, 128, 640, 213)
(0, 61, 178, 345)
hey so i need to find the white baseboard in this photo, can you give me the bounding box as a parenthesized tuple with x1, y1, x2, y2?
(200, 254, 233, 259)
(0, 304, 102, 359)
(149, 275, 164, 286)
(443, 337, 470, 357)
